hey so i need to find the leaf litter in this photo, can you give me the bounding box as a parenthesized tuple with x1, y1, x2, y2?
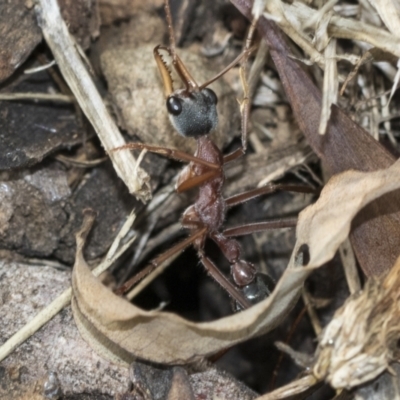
(3, 0, 400, 397)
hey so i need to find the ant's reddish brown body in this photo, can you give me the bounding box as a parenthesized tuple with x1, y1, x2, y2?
(115, 1, 312, 310)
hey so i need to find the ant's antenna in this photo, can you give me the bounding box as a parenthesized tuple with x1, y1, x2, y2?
(164, 0, 177, 60)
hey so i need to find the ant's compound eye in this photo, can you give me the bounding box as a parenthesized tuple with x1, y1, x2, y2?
(167, 96, 182, 116)
(203, 88, 218, 105)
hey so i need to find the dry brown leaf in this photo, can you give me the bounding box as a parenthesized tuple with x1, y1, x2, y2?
(72, 158, 400, 365)
(234, 0, 400, 277)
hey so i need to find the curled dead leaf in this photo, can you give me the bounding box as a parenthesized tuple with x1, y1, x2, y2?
(71, 238, 310, 364)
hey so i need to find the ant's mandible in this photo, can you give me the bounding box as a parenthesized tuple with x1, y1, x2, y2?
(114, 0, 313, 310)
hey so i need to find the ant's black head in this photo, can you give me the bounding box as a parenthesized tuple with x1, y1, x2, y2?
(166, 88, 218, 138)
(154, 46, 219, 138)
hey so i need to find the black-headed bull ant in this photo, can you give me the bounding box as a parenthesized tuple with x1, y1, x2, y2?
(114, 1, 312, 310)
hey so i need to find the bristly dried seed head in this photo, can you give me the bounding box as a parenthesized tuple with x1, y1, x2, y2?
(313, 256, 400, 390)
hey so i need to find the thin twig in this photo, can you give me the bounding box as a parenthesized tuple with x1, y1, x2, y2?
(339, 238, 361, 294)
(34, 0, 151, 202)
(55, 154, 108, 168)
(24, 59, 56, 74)
(0, 92, 73, 102)
(302, 287, 322, 336)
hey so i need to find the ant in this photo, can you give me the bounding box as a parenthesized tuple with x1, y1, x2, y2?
(114, 0, 313, 310)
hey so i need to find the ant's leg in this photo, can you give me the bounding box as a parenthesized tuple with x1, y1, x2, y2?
(115, 143, 222, 193)
(223, 147, 244, 164)
(197, 249, 252, 310)
(113, 143, 219, 170)
(115, 228, 206, 296)
(223, 218, 298, 237)
(176, 169, 220, 193)
(225, 183, 315, 207)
